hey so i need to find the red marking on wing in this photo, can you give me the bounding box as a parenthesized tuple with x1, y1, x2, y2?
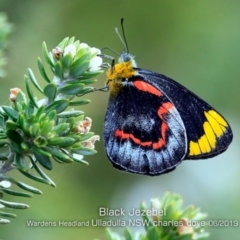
(115, 129, 152, 147)
(133, 80, 162, 97)
(114, 102, 173, 150)
(157, 102, 173, 143)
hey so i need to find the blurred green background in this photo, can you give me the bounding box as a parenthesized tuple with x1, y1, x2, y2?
(1, 0, 240, 239)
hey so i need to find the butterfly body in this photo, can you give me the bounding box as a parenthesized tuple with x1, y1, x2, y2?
(103, 53, 233, 176)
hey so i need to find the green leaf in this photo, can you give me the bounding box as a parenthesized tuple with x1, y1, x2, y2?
(54, 61, 64, 80)
(0, 199, 29, 209)
(16, 91, 26, 104)
(18, 168, 53, 186)
(19, 114, 29, 135)
(73, 40, 80, 50)
(37, 57, 51, 83)
(77, 78, 97, 85)
(69, 61, 90, 78)
(79, 70, 103, 79)
(52, 123, 70, 134)
(123, 228, 133, 240)
(30, 157, 55, 187)
(57, 110, 84, 118)
(43, 83, 57, 102)
(6, 129, 24, 144)
(28, 68, 43, 93)
(48, 137, 76, 147)
(171, 234, 193, 240)
(0, 154, 8, 160)
(15, 102, 23, 112)
(69, 99, 91, 106)
(44, 146, 73, 163)
(33, 146, 52, 157)
(7, 178, 42, 194)
(42, 42, 54, 67)
(9, 140, 22, 153)
(58, 83, 85, 95)
(52, 157, 65, 164)
(72, 147, 97, 155)
(24, 76, 39, 108)
(0, 107, 7, 117)
(61, 53, 73, 69)
(140, 201, 152, 231)
(58, 37, 69, 49)
(1, 188, 32, 198)
(79, 132, 95, 141)
(14, 153, 28, 172)
(34, 152, 52, 170)
(0, 115, 6, 126)
(75, 47, 89, 59)
(145, 227, 158, 240)
(29, 123, 40, 136)
(105, 228, 122, 240)
(0, 133, 7, 140)
(75, 51, 91, 64)
(25, 102, 35, 118)
(45, 99, 69, 114)
(35, 105, 45, 121)
(2, 106, 18, 120)
(67, 134, 81, 141)
(65, 117, 75, 131)
(72, 156, 88, 165)
(68, 36, 75, 45)
(78, 86, 95, 95)
(38, 112, 47, 123)
(6, 120, 19, 130)
(41, 120, 54, 135)
(0, 212, 17, 218)
(46, 110, 56, 121)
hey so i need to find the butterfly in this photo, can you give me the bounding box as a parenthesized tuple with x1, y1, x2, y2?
(102, 21, 233, 176)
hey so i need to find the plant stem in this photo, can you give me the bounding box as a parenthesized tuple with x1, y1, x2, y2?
(0, 153, 14, 176)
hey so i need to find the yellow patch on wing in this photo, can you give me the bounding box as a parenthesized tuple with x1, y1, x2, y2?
(189, 141, 201, 156)
(189, 110, 228, 157)
(207, 110, 227, 134)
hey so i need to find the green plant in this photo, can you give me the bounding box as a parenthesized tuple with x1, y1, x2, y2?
(103, 192, 209, 240)
(0, 37, 103, 223)
(0, 12, 13, 77)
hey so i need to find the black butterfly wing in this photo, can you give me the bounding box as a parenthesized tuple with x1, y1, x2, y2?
(136, 68, 233, 160)
(104, 77, 188, 175)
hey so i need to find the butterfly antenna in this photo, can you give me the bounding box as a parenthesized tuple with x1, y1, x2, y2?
(115, 18, 129, 53)
(121, 18, 129, 53)
(101, 47, 120, 56)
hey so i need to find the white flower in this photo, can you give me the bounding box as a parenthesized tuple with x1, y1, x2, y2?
(64, 44, 76, 57)
(79, 43, 89, 49)
(89, 55, 102, 72)
(90, 47, 101, 55)
(0, 180, 11, 188)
